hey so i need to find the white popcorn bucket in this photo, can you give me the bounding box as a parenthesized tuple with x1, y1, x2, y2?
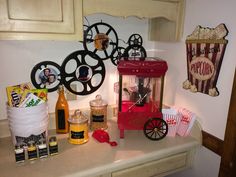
(162, 108, 181, 137)
(7, 102, 49, 145)
(176, 107, 196, 136)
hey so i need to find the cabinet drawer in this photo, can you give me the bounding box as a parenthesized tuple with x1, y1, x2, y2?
(112, 152, 187, 177)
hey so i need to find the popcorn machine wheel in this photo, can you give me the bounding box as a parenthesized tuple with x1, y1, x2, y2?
(117, 58, 168, 140)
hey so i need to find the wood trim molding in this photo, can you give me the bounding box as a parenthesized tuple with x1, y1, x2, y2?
(219, 69, 236, 177)
(202, 130, 224, 156)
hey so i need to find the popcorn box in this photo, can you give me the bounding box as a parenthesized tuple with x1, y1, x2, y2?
(162, 108, 181, 137)
(176, 108, 196, 137)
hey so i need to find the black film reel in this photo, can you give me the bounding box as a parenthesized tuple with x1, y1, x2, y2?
(83, 22, 119, 60)
(30, 61, 62, 92)
(83, 25, 93, 43)
(110, 46, 125, 66)
(61, 50, 106, 95)
(128, 34, 143, 49)
(123, 44, 147, 61)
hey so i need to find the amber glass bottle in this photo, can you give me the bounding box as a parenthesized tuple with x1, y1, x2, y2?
(55, 85, 69, 133)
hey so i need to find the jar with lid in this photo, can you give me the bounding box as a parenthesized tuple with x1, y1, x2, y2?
(68, 109, 89, 145)
(89, 95, 108, 130)
(49, 136, 58, 155)
(15, 143, 25, 163)
(37, 138, 48, 158)
(27, 141, 37, 160)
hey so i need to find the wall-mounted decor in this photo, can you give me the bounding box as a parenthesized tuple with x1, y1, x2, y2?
(30, 20, 148, 95)
(31, 61, 62, 92)
(183, 24, 228, 96)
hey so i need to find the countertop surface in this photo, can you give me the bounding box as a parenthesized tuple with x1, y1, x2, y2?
(0, 118, 200, 177)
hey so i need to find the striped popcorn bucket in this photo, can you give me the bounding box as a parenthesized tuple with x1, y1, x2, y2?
(183, 39, 228, 96)
(176, 107, 196, 136)
(162, 108, 181, 137)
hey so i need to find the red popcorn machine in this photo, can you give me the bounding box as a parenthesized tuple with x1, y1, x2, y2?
(117, 58, 168, 140)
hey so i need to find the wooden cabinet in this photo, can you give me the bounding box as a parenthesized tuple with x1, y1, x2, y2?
(112, 152, 192, 177)
(83, 0, 186, 42)
(0, 0, 185, 41)
(0, 0, 83, 40)
(148, 0, 185, 41)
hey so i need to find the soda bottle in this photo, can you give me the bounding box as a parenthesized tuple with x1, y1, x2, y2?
(55, 85, 69, 133)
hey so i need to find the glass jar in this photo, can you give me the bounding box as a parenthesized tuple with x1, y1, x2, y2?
(68, 110, 89, 145)
(89, 95, 108, 130)
(49, 136, 58, 155)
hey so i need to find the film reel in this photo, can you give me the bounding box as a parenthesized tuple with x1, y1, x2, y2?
(83, 25, 93, 43)
(30, 61, 62, 92)
(128, 34, 143, 49)
(110, 46, 125, 66)
(61, 50, 106, 95)
(83, 22, 119, 60)
(123, 44, 147, 61)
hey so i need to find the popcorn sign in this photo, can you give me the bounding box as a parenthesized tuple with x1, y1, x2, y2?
(183, 24, 228, 96)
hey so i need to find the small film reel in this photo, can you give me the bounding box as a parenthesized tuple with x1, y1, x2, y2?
(128, 34, 143, 49)
(110, 46, 125, 66)
(61, 50, 106, 95)
(30, 61, 62, 92)
(83, 22, 119, 60)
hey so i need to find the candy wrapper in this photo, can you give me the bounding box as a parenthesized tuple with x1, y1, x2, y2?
(176, 108, 196, 136)
(162, 108, 181, 137)
(6, 82, 33, 107)
(19, 93, 45, 108)
(20, 89, 48, 104)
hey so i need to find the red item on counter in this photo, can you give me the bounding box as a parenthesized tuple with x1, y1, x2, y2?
(92, 130, 117, 146)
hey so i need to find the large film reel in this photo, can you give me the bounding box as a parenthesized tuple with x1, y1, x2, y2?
(30, 61, 62, 92)
(83, 22, 119, 60)
(61, 50, 106, 95)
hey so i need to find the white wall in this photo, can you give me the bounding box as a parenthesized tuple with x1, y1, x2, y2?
(0, 1, 235, 177)
(162, 0, 236, 177)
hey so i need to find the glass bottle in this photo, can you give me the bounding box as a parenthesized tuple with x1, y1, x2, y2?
(55, 85, 69, 133)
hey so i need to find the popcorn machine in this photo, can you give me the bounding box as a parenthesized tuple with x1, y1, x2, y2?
(117, 58, 168, 140)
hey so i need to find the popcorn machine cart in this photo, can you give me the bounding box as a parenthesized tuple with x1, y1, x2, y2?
(117, 58, 168, 140)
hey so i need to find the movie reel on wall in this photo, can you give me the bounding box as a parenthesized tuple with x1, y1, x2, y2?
(128, 34, 143, 49)
(61, 50, 106, 95)
(83, 22, 119, 60)
(31, 61, 62, 92)
(110, 46, 125, 66)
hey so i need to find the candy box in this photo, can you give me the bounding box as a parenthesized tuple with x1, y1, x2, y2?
(6, 82, 33, 107)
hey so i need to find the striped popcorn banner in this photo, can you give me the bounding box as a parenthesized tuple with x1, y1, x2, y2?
(183, 39, 228, 96)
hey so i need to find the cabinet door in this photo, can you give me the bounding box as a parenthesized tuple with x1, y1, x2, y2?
(83, 0, 177, 19)
(0, 0, 83, 40)
(112, 153, 187, 177)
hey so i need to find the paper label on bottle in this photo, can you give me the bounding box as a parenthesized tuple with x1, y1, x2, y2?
(57, 109, 66, 129)
(71, 131, 84, 139)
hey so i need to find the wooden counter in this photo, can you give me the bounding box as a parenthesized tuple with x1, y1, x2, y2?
(0, 118, 201, 177)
